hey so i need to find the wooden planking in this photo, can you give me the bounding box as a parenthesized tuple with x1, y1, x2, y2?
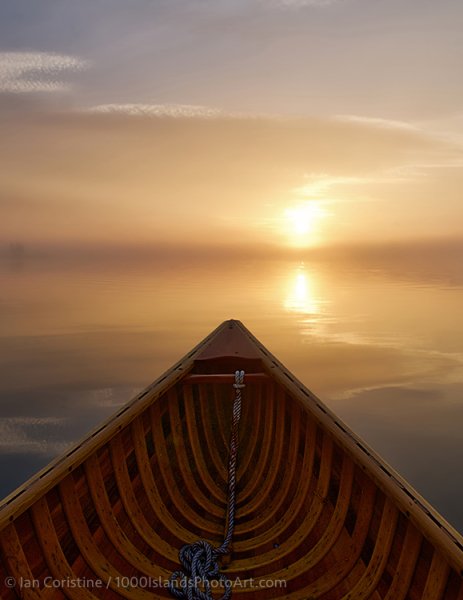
(296, 453, 354, 570)
(130, 415, 199, 544)
(233, 418, 317, 550)
(422, 552, 451, 600)
(384, 522, 423, 600)
(339, 497, 399, 600)
(256, 474, 377, 599)
(235, 399, 302, 541)
(237, 386, 288, 519)
(109, 435, 180, 562)
(181, 384, 226, 505)
(149, 403, 222, 537)
(83, 453, 170, 580)
(230, 433, 334, 575)
(59, 475, 155, 600)
(166, 388, 224, 517)
(193, 384, 227, 482)
(213, 383, 232, 453)
(235, 382, 266, 494)
(0, 522, 56, 599)
(31, 497, 96, 600)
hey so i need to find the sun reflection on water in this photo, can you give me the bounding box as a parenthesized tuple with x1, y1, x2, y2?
(284, 266, 323, 318)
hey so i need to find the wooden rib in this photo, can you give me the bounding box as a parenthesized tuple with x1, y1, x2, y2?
(237, 383, 275, 504)
(182, 384, 226, 504)
(109, 436, 180, 558)
(84, 453, 170, 579)
(237, 399, 301, 530)
(0, 522, 52, 600)
(421, 551, 451, 600)
(168, 388, 225, 514)
(131, 415, 197, 543)
(339, 497, 399, 600)
(237, 386, 266, 488)
(295, 453, 354, 569)
(384, 522, 423, 600)
(31, 497, 97, 600)
(237, 386, 288, 518)
(231, 433, 334, 573)
(150, 403, 222, 537)
(190, 384, 227, 483)
(212, 383, 231, 452)
(59, 474, 154, 600)
(233, 402, 304, 546)
(169, 386, 226, 508)
(234, 418, 317, 548)
(239, 383, 257, 462)
(275, 475, 377, 599)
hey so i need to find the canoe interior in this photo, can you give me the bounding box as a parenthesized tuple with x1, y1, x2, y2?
(0, 320, 462, 599)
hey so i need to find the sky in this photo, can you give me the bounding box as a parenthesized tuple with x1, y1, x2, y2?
(1, 0, 463, 251)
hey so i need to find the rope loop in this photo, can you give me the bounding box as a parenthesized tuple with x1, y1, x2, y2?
(169, 540, 231, 600)
(168, 370, 245, 599)
(232, 370, 245, 389)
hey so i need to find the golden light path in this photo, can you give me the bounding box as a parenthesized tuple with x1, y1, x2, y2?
(284, 266, 321, 316)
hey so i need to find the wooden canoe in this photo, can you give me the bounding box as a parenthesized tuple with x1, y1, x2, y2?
(1, 319, 462, 599)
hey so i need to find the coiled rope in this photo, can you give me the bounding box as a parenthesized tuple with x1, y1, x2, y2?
(168, 370, 245, 600)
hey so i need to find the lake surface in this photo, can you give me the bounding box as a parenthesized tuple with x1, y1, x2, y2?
(1, 250, 463, 533)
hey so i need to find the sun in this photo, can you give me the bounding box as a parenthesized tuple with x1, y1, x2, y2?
(284, 202, 326, 246)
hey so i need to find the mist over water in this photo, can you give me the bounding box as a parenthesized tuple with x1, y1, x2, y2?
(1, 244, 463, 532)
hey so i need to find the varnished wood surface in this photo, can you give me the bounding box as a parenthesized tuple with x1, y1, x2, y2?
(0, 319, 462, 599)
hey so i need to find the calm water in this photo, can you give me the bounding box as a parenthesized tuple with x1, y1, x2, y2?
(1, 251, 463, 533)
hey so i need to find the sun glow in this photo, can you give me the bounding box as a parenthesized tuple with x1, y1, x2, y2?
(284, 202, 327, 247)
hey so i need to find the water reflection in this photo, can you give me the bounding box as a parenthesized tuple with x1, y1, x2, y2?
(0, 252, 463, 531)
(284, 266, 322, 318)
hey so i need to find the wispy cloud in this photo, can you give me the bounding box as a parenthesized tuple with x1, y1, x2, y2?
(86, 102, 276, 120)
(292, 170, 414, 203)
(88, 103, 228, 118)
(335, 114, 420, 132)
(0, 51, 88, 94)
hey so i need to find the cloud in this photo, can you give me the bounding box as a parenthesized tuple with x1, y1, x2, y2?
(86, 102, 276, 120)
(88, 103, 229, 119)
(292, 168, 419, 200)
(0, 51, 88, 94)
(335, 114, 420, 132)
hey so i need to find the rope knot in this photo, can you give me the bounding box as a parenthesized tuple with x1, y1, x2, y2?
(168, 540, 231, 600)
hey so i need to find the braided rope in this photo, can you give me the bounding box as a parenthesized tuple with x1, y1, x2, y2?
(168, 370, 245, 600)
